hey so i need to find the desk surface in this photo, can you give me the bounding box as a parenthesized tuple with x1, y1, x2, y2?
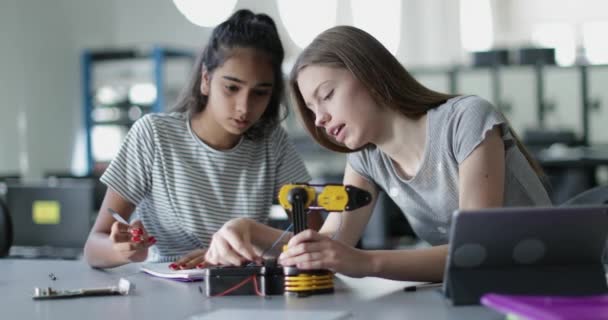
(0, 259, 501, 319)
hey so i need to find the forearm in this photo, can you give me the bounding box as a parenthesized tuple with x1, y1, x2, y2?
(248, 219, 293, 253)
(83, 232, 130, 268)
(367, 245, 448, 282)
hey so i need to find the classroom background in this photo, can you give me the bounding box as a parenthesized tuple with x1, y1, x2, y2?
(1, 0, 608, 254)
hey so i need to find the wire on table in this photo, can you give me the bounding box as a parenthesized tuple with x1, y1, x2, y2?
(211, 275, 263, 297)
(259, 223, 293, 258)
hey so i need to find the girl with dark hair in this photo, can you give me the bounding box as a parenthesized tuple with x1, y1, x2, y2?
(207, 26, 551, 281)
(84, 10, 319, 269)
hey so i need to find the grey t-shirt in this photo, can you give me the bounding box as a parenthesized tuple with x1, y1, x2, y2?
(347, 95, 551, 245)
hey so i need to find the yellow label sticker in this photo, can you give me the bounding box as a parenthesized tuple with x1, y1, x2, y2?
(32, 201, 61, 225)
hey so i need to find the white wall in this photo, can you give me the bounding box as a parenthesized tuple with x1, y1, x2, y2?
(400, 0, 463, 67)
(1, 0, 608, 178)
(108, 0, 211, 48)
(509, 0, 608, 46)
(0, 0, 110, 179)
(0, 0, 211, 179)
(0, 0, 25, 177)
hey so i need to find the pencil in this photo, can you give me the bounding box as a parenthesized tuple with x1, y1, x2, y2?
(108, 208, 129, 225)
(404, 282, 443, 292)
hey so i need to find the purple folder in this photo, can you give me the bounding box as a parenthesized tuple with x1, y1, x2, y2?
(481, 293, 608, 320)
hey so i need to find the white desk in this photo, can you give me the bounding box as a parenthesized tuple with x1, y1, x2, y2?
(0, 259, 501, 319)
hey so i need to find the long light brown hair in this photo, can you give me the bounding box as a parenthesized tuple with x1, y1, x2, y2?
(288, 25, 546, 180)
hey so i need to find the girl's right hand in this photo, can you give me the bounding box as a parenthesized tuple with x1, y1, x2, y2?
(205, 218, 261, 266)
(278, 229, 371, 278)
(109, 219, 156, 262)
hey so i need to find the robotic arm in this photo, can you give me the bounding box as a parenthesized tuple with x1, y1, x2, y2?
(277, 183, 372, 296)
(203, 183, 373, 297)
(277, 184, 372, 236)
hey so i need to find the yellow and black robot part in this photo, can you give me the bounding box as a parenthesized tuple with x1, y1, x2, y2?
(278, 183, 372, 297)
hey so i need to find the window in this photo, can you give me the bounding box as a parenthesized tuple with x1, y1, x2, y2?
(128, 83, 157, 106)
(351, 0, 402, 54)
(172, 0, 237, 27)
(91, 126, 128, 162)
(582, 21, 608, 65)
(532, 23, 576, 66)
(460, 0, 494, 52)
(277, 0, 338, 48)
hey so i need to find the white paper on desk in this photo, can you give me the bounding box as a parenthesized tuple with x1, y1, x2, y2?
(141, 262, 205, 281)
(186, 309, 351, 320)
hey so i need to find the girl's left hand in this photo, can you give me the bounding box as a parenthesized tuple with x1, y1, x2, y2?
(278, 230, 372, 278)
(171, 248, 208, 270)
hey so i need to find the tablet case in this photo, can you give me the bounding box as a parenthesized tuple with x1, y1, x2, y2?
(444, 206, 608, 305)
(481, 293, 608, 320)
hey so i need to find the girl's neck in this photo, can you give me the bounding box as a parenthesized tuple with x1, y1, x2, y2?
(190, 109, 241, 150)
(374, 110, 427, 178)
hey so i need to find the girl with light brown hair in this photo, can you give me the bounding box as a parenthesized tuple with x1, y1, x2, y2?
(207, 26, 550, 281)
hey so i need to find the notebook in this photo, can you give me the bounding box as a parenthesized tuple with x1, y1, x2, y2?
(141, 262, 205, 281)
(481, 293, 608, 320)
(185, 309, 352, 320)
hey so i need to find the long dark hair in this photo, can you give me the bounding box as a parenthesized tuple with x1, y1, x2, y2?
(173, 9, 285, 140)
(289, 25, 545, 179)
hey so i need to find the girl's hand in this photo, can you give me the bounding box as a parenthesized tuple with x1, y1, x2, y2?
(109, 219, 156, 263)
(278, 229, 371, 278)
(205, 218, 261, 266)
(172, 248, 208, 270)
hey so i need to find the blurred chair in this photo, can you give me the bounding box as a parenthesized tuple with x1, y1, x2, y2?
(361, 191, 416, 249)
(560, 185, 608, 206)
(0, 174, 20, 202)
(560, 185, 608, 263)
(0, 174, 20, 181)
(0, 197, 13, 257)
(522, 129, 579, 154)
(522, 129, 595, 204)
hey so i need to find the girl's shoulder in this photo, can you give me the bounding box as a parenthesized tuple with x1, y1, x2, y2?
(266, 124, 290, 145)
(144, 112, 187, 125)
(347, 144, 380, 164)
(432, 95, 497, 123)
(240, 125, 290, 152)
(134, 112, 187, 132)
(270, 124, 289, 137)
(437, 94, 492, 111)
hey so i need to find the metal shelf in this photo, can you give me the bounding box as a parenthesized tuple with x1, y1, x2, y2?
(81, 46, 194, 174)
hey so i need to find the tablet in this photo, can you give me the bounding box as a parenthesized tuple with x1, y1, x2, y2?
(447, 206, 608, 269)
(444, 205, 608, 305)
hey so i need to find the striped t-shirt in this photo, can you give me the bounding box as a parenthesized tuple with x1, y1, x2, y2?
(100, 112, 310, 262)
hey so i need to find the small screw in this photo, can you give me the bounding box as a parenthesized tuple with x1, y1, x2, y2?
(48, 273, 56, 281)
(198, 286, 203, 294)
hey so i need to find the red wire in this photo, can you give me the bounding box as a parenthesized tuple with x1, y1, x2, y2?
(252, 275, 264, 296)
(212, 276, 254, 297)
(211, 275, 264, 297)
